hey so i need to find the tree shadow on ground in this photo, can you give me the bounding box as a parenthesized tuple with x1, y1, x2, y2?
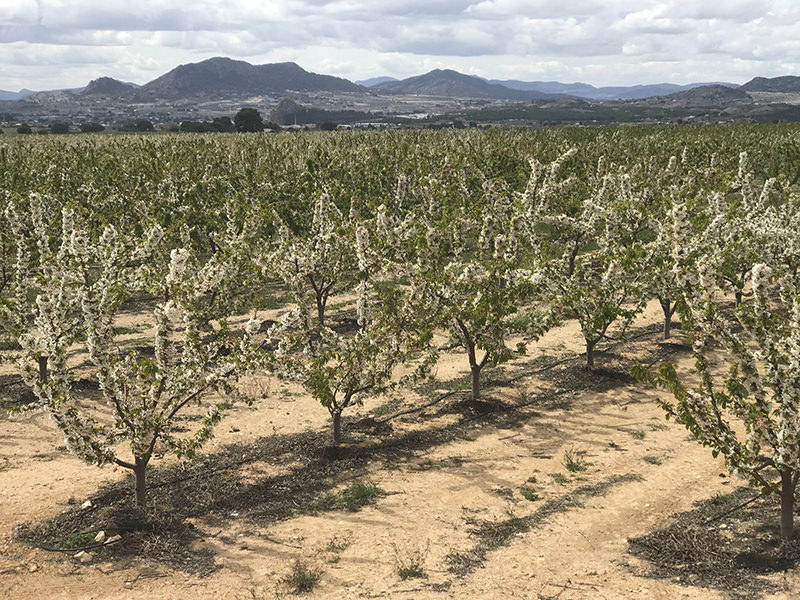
(0, 374, 35, 410)
(13, 319, 694, 576)
(14, 378, 555, 574)
(628, 487, 800, 600)
(448, 473, 644, 577)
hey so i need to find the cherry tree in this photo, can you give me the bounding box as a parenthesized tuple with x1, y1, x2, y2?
(641, 147, 737, 339)
(0, 193, 15, 297)
(524, 154, 650, 368)
(646, 218, 683, 339)
(265, 192, 356, 326)
(704, 152, 778, 306)
(2, 195, 101, 385)
(13, 211, 260, 506)
(408, 176, 537, 400)
(270, 222, 434, 445)
(642, 153, 697, 340)
(635, 196, 800, 540)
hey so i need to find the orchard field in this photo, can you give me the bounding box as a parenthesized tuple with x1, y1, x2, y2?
(2, 125, 800, 598)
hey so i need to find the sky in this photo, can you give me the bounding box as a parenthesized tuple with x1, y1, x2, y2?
(1, 0, 799, 91)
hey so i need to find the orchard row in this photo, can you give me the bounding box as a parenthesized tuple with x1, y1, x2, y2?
(2, 124, 800, 537)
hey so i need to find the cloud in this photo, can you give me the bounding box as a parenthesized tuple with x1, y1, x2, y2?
(0, 1, 798, 91)
(1, 42, 130, 66)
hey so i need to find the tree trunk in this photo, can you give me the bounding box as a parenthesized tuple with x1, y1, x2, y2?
(332, 410, 342, 446)
(37, 356, 48, 384)
(585, 339, 596, 369)
(471, 365, 481, 401)
(567, 238, 581, 277)
(316, 294, 326, 326)
(134, 457, 148, 507)
(736, 270, 748, 307)
(781, 469, 795, 541)
(660, 300, 672, 339)
(459, 321, 481, 401)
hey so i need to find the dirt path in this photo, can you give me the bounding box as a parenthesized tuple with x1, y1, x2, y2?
(1, 302, 797, 599)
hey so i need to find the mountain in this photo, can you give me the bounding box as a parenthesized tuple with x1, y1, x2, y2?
(603, 83, 734, 100)
(740, 76, 800, 93)
(486, 80, 597, 96)
(373, 69, 556, 100)
(134, 57, 364, 100)
(80, 77, 135, 98)
(487, 79, 739, 100)
(270, 98, 307, 124)
(0, 89, 34, 101)
(356, 76, 398, 87)
(660, 84, 749, 104)
(269, 97, 376, 126)
(7, 56, 800, 128)
(23, 88, 83, 104)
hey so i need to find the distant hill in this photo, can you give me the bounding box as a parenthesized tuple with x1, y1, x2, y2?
(605, 83, 738, 100)
(487, 79, 739, 100)
(270, 98, 311, 125)
(23, 88, 84, 104)
(487, 80, 597, 96)
(269, 97, 375, 126)
(374, 69, 555, 100)
(660, 84, 750, 104)
(741, 76, 800, 93)
(134, 57, 364, 100)
(0, 89, 34, 101)
(356, 76, 398, 87)
(9, 56, 800, 128)
(80, 77, 135, 98)
(539, 97, 592, 109)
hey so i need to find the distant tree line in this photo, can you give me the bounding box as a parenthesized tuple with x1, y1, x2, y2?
(7, 108, 282, 136)
(118, 120, 155, 132)
(80, 123, 105, 133)
(179, 109, 279, 133)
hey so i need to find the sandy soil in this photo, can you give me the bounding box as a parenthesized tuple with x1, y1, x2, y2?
(1, 300, 797, 600)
